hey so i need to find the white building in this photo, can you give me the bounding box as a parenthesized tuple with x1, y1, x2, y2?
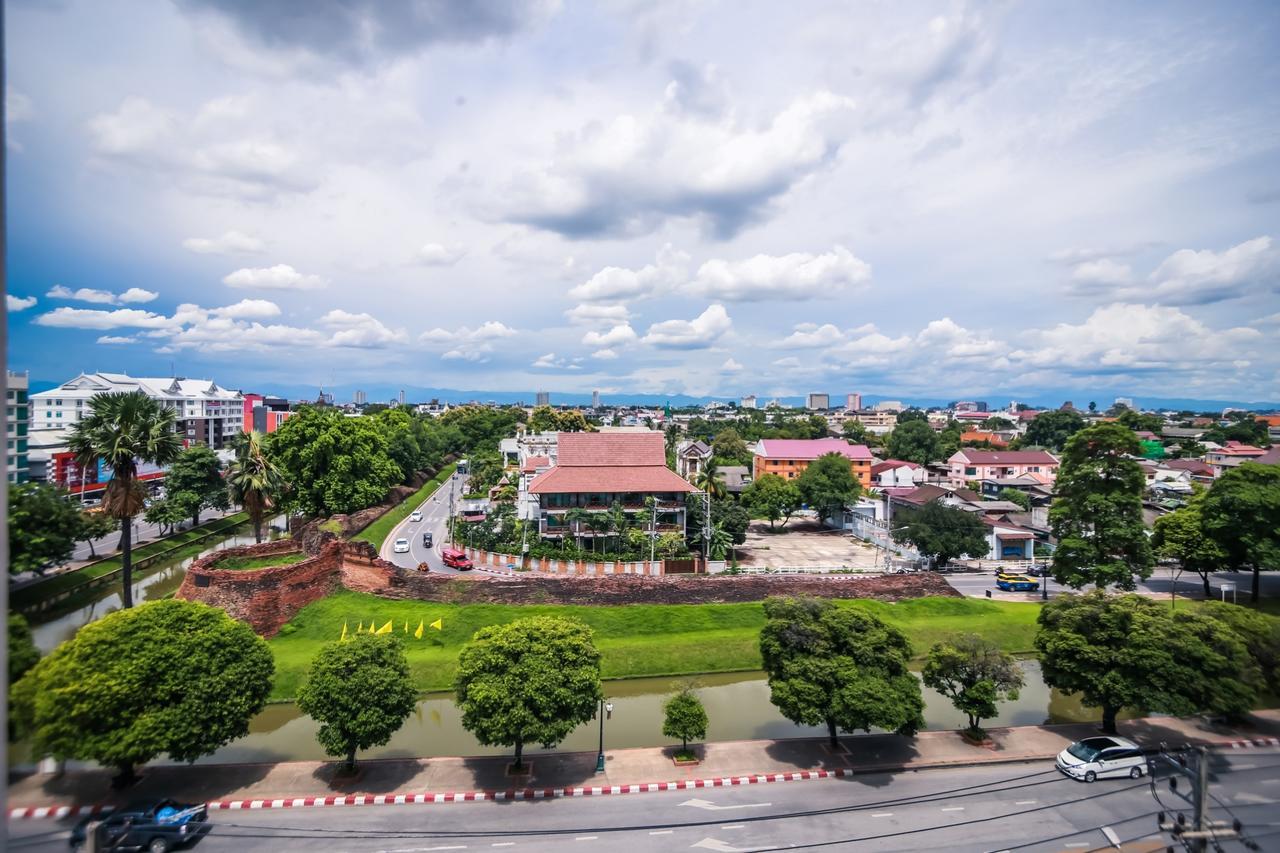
(32, 372, 244, 449)
(535, 390, 551, 407)
(845, 392, 861, 411)
(807, 393, 830, 410)
(741, 394, 758, 409)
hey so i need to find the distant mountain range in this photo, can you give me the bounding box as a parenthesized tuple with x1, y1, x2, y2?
(29, 378, 1278, 413)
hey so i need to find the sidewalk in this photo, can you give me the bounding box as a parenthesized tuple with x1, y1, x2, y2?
(10, 711, 1279, 817)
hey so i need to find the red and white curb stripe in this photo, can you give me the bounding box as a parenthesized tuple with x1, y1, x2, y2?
(8, 769, 852, 819)
(1225, 736, 1280, 749)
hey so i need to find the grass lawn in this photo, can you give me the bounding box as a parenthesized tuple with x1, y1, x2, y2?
(266, 591, 1043, 700)
(13, 512, 250, 608)
(353, 463, 457, 548)
(214, 551, 309, 571)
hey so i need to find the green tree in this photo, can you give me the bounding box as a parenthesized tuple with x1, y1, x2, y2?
(77, 509, 118, 558)
(1152, 489, 1227, 598)
(296, 634, 417, 773)
(556, 409, 590, 432)
(1198, 601, 1280, 695)
(694, 459, 728, 501)
(662, 686, 708, 752)
(1034, 591, 1255, 734)
(1203, 419, 1270, 447)
(742, 473, 802, 531)
(143, 496, 188, 536)
(936, 420, 965, 461)
(8, 482, 85, 574)
(897, 408, 927, 423)
(713, 501, 750, 545)
(796, 452, 862, 522)
(921, 634, 1023, 737)
(1116, 408, 1164, 434)
(891, 500, 989, 567)
(980, 416, 1012, 431)
(67, 391, 182, 607)
(886, 420, 941, 465)
(841, 419, 869, 443)
(8, 614, 40, 687)
(711, 428, 751, 465)
(1201, 462, 1280, 603)
(227, 430, 287, 543)
(759, 596, 923, 747)
(454, 616, 602, 769)
(1049, 423, 1153, 590)
(528, 405, 559, 433)
(265, 406, 401, 518)
(1022, 409, 1085, 450)
(11, 599, 272, 782)
(997, 488, 1031, 511)
(164, 444, 228, 526)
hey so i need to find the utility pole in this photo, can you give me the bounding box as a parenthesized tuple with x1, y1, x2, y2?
(649, 498, 657, 563)
(1154, 744, 1246, 852)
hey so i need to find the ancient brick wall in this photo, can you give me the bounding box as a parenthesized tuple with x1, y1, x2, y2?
(339, 540, 398, 594)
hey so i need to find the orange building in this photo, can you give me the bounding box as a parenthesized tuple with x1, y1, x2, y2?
(752, 438, 873, 488)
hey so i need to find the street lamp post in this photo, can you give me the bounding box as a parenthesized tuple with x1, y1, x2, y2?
(595, 698, 614, 773)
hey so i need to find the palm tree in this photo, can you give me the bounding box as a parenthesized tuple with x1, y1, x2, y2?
(563, 507, 590, 553)
(606, 501, 628, 556)
(695, 460, 727, 501)
(67, 391, 182, 608)
(226, 430, 287, 544)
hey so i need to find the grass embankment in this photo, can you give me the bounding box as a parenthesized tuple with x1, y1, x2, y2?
(214, 551, 309, 571)
(266, 592, 1043, 700)
(13, 512, 250, 608)
(353, 463, 457, 548)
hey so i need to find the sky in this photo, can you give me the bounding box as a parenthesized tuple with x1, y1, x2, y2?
(6, 0, 1280, 404)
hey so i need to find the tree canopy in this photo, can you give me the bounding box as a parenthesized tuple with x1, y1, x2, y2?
(8, 482, 85, 574)
(841, 419, 869, 444)
(164, 444, 228, 526)
(527, 405, 590, 434)
(77, 509, 118, 558)
(759, 596, 923, 746)
(796, 452, 862, 521)
(1022, 409, 1085, 450)
(227, 430, 287, 543)
(296, 634, 418, 772)
(454, 616, 602, 769)
(11, 599, 273, 781)
(887, 420, 941, 465)
(1049, 423, 1152, 590)
(742, 473, 802, 531)
(8, 614, 40, 686)
(1201, 462, 1280, 603)
(1152, 488, 1227, 597)
(891, 499, 989, 567)
(711, 428, 752, 465)
(997, 488, 1031, 510)
(922, 634, 1023, 736)
(1035, 591, 1256, 733)
(662, 686, 709, 752)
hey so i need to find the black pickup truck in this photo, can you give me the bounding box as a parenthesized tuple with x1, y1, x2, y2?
(70, 799, 210, 852)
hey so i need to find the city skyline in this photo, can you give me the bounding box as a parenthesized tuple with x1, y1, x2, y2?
(7, 1, 1280, 402)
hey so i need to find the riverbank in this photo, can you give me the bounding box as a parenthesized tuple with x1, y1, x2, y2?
(266, 593, 1044, 699)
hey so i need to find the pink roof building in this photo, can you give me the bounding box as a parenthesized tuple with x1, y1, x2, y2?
(948, 449, 1059, 488)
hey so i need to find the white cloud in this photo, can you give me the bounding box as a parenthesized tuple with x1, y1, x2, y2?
(592, 348, 619, 360)
(689, 246, 871, 302)
(1070, 258, 1133, 288)
(182, 230, 266, 255)
(211, 298, 282, 320)
(46, 285, 118, 304)
(565, 303, 631, 325)
(720, 358, 743, 373)
(642, 304, 732, 349)
(88, 96, 175, 156)
(119, 287, 159, 304)
(581, 323, 637, 348)
(223, 263, 325, 290)
(34, 307, 173, 330)
(416, 242, 467, 265)
(6, 86, 32, 151)
(96, 335, 137, 344)
(318, 308, 409, 347)
(1146, 236, 1277, 304)
(569, 244, 689, 302)
(532, 352, 559, 368)
(774, 322, 846, 348)
(6, 295, 36, 311)
(421, 320, 516, 363)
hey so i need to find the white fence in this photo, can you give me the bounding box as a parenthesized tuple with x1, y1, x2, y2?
(737, 565, 881, 575)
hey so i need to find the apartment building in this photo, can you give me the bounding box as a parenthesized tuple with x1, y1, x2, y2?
(948, 449, 1059, 488)
(6, 370, 30, 483)
(242, 394, 294, 434)
(806, 393, 830, 411)
(753, 437, 873, 488)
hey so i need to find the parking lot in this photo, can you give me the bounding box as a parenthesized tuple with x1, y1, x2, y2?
(735, 519, 883, 570)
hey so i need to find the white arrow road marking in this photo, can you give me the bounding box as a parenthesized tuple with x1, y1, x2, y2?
(1101, 826, 1121, 848)
(1234, 792, 1275, 804)
(691, 839, 747, 852)
(680, 798, 772, 811)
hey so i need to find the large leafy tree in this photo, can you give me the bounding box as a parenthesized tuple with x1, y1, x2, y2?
(1035, 591, 1256, 733)
(8, 482, 85, 574)
(796, 452, 862, 521)
(711, 428, 751, 465)
(226, 430, 287, 543)
(742, 473, 802, 531)
(164, 444, 228, 526)
(1049, 423, 1152, 590)
(1201, 462, 1280, 603)
(998, 488, 1031, 510)
(841, 419, 869, 444)
(454, 616, 602, 769)
(686, 498, 750, 553)
(887, 420, 941, 465)
(265, 406, 401, 518)
(11, 599, 273, 782)
(527, 405, 560, 434)
(1197, 601, 1280, 695)
(662, 686, 708, 752)
(1022, 409, 1085, 450)
(67, 391, 183, 607)
(922, 634, 1023, 736)
(296, 634, 418, 773)
(143, 496, 188, 537)
(1151, 488, 1227, 598)
(891, 499, 988, 567)
(759, 596, 924, 746)
(77, 509, 118, 558)
(8, 614, 40, 686)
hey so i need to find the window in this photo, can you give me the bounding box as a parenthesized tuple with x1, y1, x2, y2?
(965, 466, 977, 476)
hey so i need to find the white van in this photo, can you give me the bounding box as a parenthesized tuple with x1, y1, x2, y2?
(1056, 736, 1146, 782)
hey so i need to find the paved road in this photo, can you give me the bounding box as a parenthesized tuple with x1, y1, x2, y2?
(12, 750, 1280, 852)
(379, 473, 472, 576)
(945, 567, 1276, 603)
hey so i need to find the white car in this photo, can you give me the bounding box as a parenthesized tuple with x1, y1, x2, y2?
(393, 538, 410, 554)
(1056, 736, 1146, 782)
(410, 510, 423, 522)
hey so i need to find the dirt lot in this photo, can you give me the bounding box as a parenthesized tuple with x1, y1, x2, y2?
(735, 518, 882, 570)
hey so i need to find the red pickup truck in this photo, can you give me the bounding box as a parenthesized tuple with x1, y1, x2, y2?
(441, 548, 474, 570)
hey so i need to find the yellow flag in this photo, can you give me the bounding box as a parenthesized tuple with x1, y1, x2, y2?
(340, 622, 348, 641)
(430, 618, 443, 631)
(414, 620, 424, 639)
(357, 621, 363, 633)
(403, 620, 408, 634)
(376, 619, 393, 635)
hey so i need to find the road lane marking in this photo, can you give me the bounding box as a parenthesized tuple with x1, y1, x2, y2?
(1014, 800, 1037, 805)
(575, 838, 598, 842)
(491, 844, 515, 848)
(871, 813, 894, 818)
(1101, 826, 1121, 848)
(680, 798, 771, 811)
(650, 829, 673, 835)
(940, 806, 965, 812)
(1064, 843, 1089, 848)
(720, 824, 744, 830)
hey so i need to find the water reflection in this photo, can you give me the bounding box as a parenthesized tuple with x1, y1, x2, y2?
(181, 660, 1118, 766)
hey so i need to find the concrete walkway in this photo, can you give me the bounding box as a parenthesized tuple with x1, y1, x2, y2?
(10, 711, 1279, 816)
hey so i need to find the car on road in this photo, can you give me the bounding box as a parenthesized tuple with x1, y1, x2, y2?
(422, 532, 433, 547)
(410, 510, 423, 522)
(1056, 736, 1147, 782)
(995, 572, 1040, 591)
(70, 799, 209, 852)
(441, 547, 473, 570)
(393, 538, 410, 554)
